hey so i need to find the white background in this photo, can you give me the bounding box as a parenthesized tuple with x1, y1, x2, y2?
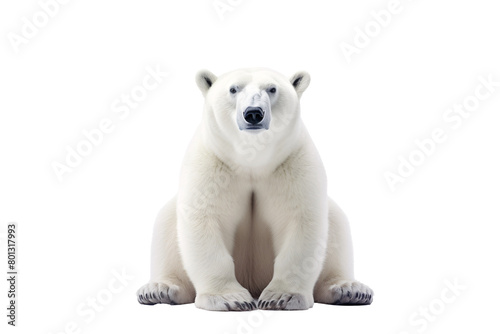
(1, 0, 500, 333)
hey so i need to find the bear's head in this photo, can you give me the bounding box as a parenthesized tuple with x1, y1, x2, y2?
(195, 68, 310, 169)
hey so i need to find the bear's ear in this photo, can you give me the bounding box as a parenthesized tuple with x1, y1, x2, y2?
(289, 71, 311, 98)
(196, 70, 217, 97)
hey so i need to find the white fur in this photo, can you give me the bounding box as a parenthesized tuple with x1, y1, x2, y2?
(137, 68, 373, 311)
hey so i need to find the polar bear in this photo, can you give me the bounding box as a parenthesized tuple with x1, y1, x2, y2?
(137, 68, 373, 311)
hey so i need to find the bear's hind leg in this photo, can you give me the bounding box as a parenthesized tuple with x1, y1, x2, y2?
(137, 197, 195, 305)
(313, 198, 373, 305)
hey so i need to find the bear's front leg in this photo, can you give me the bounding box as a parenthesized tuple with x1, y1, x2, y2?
(177, 204, 256, 311)
(257, 215, 328, 310)
(256, 149, 329, 310)
(176, 153, 256, 311)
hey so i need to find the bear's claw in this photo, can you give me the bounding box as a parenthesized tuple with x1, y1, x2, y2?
(328, 281, 373, 305)
(195, 290, 256, 311)
(137, 282, 181, 305)
(257, 292, 310, 310)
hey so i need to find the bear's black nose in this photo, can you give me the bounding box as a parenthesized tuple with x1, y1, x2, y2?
(243, 107, 264, 125)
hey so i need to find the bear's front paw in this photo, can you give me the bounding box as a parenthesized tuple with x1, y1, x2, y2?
(257, 290, 313, 310)
(324, 280, 373, 305)
(195, 289, 256, 311)
(137, 282, 190, 305)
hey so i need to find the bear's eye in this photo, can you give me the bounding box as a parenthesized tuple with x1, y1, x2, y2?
(268, 87, 277, 94)
(229, 86, 238, 94)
